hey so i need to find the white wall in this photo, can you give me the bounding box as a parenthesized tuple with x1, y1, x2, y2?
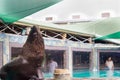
(24, 0, 120, 22)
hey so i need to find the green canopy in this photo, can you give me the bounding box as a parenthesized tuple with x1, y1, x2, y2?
(18, 17, 120, 44)
(95, 31, 120, 40)
(0, 0, 62, 23)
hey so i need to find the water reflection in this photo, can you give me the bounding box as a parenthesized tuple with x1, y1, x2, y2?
(106, 70, 114, 77)
(90, 71, 99, 78)
(45, 70, 120, 78)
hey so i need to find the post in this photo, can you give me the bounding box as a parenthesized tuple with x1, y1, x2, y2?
(67, 46, 73, 77)
(3, 36, 10, 65)
(90, 45, 99, 71)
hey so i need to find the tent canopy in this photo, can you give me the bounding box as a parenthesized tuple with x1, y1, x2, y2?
(18, 17, 120, 44)
(60, 17, 120, 44)
(0, 0, 62, 23)
(95, 31, 120, 40)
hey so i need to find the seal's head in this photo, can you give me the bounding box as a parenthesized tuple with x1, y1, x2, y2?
(22, 26, 45, 67)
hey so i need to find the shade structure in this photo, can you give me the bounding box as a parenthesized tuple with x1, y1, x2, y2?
(95, 31, 120, 40)
(0, 0, 62, 23)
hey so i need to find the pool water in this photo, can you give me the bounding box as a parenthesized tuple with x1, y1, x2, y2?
(73, 70, 120, 78)
(44, 70, 120, 78)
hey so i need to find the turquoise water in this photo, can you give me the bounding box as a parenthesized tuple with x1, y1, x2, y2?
(73, 70, 120, 78)
(44, 70, 120, 78)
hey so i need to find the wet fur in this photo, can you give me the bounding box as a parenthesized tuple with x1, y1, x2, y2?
(0, 26, 45, 80)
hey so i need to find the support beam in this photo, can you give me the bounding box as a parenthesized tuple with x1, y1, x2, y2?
(67, 46, 73, 77)
(3, 36, 10, 65)
(90, 46, 99, 71)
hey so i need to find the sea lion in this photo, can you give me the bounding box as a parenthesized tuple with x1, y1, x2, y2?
(0, 26, 45, 80)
